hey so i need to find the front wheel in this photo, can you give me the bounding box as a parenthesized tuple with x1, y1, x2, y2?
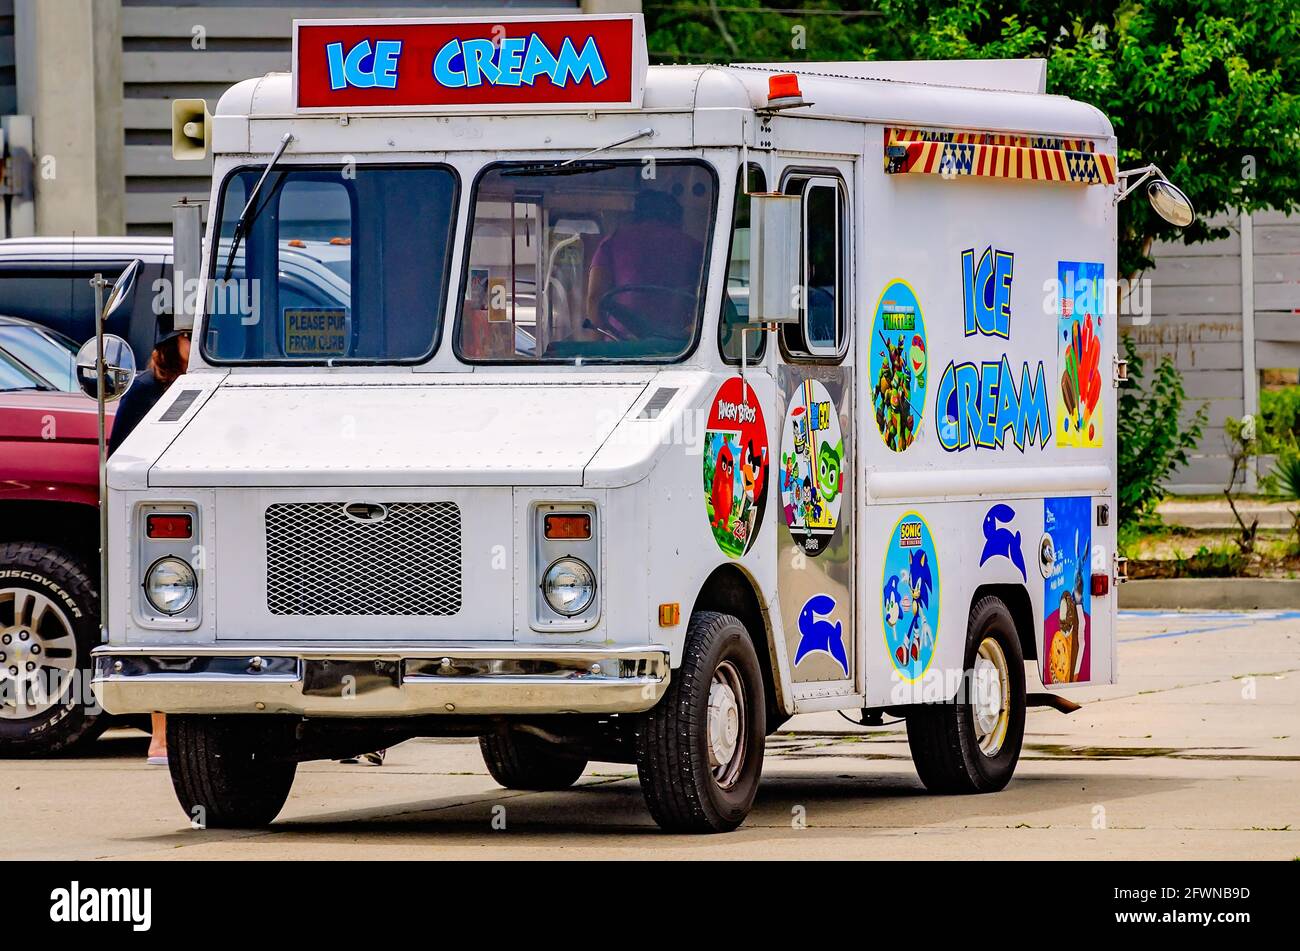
(168, 716, 298, 828)
(635, 611, 766, 833)
(906, 596, 1026, 794)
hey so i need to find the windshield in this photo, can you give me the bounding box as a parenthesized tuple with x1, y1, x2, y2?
(0, 324, 78, 391)
(456, 160, 716, 363)
(0, 347, 52, 392)
(202, 165, 458, 364)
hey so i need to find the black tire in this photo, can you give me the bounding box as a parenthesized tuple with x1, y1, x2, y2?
(168, 715, 298, 828)
(635, 610, 766, 833)
(480, 729, 588, 791)
(906, 596, 1026, 794)
(0, 541, 107, 756)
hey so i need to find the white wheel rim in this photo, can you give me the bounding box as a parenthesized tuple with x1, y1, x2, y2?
(0, 587, 78, 719)
(707, 660, 747, 789)
(972, 636, 1010, 757)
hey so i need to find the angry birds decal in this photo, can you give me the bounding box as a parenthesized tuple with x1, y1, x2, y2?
(703, 377, 770, 558)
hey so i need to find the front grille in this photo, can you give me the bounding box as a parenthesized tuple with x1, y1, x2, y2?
(265, 502, 462, 616)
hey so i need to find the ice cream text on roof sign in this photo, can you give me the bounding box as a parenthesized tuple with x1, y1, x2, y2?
(294, 15, 646, 112)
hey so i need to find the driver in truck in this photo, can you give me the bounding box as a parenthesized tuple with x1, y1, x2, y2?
(585, 188, 704, 341)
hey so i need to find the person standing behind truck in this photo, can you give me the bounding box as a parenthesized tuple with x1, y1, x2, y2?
(107, 324, 190, 764)
(107, 327, 190, 457)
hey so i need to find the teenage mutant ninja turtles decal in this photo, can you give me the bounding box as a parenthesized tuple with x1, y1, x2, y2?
(881, 511, 941, 681)
(703, 377, 770, 558)
(870, 280, 928, 452)
(779, 379, 844, 556)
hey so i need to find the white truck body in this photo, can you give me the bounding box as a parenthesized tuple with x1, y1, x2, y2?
(90, 15, 1124, 828)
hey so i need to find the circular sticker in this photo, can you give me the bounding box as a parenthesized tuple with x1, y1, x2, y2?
(881, 511, 941, 681)
(703, 377, 770, 558)
(869, 280, 928, 452)
(779, 379, 844, 556)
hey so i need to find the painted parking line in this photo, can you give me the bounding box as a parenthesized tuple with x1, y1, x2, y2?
(1118, 609, 1300, 643)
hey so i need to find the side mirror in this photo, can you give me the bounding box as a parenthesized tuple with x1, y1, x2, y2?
(75, 335, 137, 403)
(749, 192, 801, 324)
(103, 259, 142, 325)
(1147, 179, 1196, 228)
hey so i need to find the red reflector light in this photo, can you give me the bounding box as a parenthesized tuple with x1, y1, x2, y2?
(544, 514, 591, 540)
(768, 72, 802, 102)
(1091, 572, 1110, 597)
(147, 514, 192, 539)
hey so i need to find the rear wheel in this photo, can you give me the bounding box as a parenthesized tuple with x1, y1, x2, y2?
(0, 542, 106, 756)
(480, 729, 588, 790)
(635, 610, 766, 833)
(168, 716, 298, 828)
(906, 596, 1025, 793)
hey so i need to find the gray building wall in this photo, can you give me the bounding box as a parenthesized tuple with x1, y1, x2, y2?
(1131, 210, 1300, 493)
(10, 0, 639, 236)
(0, 1, 14, 116)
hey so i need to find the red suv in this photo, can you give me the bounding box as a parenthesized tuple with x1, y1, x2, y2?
(0, 318, 115, 753)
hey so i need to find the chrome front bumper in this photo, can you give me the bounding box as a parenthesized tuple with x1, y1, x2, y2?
(91, 644, 670, 717)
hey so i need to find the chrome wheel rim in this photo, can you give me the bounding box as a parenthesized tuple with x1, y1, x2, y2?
(972, 636, 1010, 757)
(707, 660, 747, 789)
(0, 587, 78, 719)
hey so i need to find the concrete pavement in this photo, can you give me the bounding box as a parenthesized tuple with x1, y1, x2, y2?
(2, 610, 1297, 860)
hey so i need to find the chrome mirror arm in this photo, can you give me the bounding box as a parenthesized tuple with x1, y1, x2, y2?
(1114, 163, 1163, 204)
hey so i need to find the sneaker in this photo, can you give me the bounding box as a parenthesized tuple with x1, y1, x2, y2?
(340, 749, 386, 766)
(146, 755, 168, 766)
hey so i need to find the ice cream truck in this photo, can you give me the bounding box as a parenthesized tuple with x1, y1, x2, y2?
(87, 13, 1194, 833)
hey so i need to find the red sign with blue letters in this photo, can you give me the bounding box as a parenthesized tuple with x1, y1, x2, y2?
(294, 15, 646, 112)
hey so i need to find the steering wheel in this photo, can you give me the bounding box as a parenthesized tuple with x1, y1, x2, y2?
(596, 284, 697, 341)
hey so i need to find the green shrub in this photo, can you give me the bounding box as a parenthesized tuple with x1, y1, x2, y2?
(1260, 387, 1300, 453)
(1117, 335, 1207, 528)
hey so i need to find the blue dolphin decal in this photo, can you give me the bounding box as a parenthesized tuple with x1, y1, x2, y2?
(980, 502, 1026, 580)
(794, 594, 849, 677)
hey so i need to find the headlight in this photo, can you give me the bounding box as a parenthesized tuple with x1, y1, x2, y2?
(144, 557, 197, 615)
(541, 557, 596, 617)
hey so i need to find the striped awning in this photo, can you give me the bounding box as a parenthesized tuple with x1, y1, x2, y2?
(884, 126, 1117, 186)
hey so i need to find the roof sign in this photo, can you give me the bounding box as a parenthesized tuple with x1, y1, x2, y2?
(294, 15, 647, 113)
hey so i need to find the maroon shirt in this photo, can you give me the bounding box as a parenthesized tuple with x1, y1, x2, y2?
(590, 221, 703, 334)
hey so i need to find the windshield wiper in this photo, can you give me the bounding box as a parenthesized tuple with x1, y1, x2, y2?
(560, 127, 654, 165)
(501, 160, 618, 178)
(502, 126, 656, 177)
(222, 132, 294, 281)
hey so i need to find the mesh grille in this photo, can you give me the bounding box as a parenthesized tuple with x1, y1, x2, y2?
(265, 502, 462, 616)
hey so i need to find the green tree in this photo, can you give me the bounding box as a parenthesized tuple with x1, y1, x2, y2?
(646, 0, 1300, 276)
(1116, 335, 1206, 526)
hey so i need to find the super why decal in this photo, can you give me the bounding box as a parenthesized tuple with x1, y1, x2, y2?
(935, 246, 1052, 453)
(869, 280, 928, 453)
(882, 512, 940, 681)
(780, 379, 844, 556)
(703, 377, 770, 559)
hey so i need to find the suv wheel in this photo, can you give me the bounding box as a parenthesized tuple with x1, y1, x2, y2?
(0, 542, 105, 755)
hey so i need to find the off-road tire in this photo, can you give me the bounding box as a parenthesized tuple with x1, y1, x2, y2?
(906, 596, 1026, 794)
(635, 610, 766, 833)
(480, 729, 588, 790)
(168, 715, 298, 828)
(0, 542, 106, 755)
